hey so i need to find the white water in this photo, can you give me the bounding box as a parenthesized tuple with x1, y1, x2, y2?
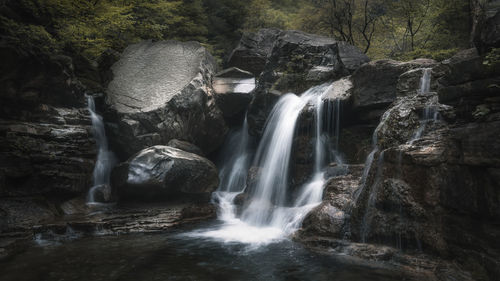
(192, 84, 339, 245)
(418, 68, 432, 94)
(86, 96, 116, 204)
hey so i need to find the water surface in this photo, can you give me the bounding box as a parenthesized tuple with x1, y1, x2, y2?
(0, 222, 420, 281)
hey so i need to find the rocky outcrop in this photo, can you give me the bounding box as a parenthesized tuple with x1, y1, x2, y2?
(350, 59, 436, 123)
(245, 29, 369, 136)
(227, 28, 282, 76)
(111, 146, 219, 202)
(299, 49, 500, 280)
(212, 67, 255, 124)
(0, 47, 95, 205)
(105, 40, 227, 158)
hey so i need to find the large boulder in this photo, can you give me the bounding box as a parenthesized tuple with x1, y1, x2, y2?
(105, 40, 227, 157)
(227, 28, 282, 76)
(245, 30, 369, 136)
(111, 146, 219, 201)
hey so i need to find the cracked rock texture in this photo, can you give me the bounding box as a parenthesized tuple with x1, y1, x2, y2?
(105, 40, 227, 158)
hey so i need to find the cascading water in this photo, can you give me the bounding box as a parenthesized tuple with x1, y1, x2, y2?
(212, 117, 252, 221)
(87, 95, 116, 204)
(193, 83, 339, 245)
(418, 68, 432, 95)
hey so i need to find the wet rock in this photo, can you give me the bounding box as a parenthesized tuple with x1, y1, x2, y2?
(105, 40, 227, 157)
(167, 139, 204, 156)
(112, 146, 219, 202)
(351, 59, 435, 122)
(245, 30, 368, 136)
(300, 165, 363, 238)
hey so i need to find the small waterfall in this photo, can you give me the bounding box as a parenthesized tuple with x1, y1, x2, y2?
(194, 83, 338, 245)
(212, 117, 252, 221)
(418, 68, 432, 94)
(87, 95, 116, 204)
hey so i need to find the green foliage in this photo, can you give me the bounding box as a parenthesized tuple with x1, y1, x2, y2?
(0, 15, 61, 54)
(1, 0, 474, 64)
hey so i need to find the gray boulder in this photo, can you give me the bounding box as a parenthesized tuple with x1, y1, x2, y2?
(105, 40, 227, 157)
(112, 146, 219, 201)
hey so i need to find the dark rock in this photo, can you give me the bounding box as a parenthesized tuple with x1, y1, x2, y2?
(105, 40, 227, 157)
(300, 165, 363, 238)
(435, 48, 500, 121)
(212, 67, 255, 124)
(167, 139, 204, 156)
(246, 30, 367, 136)
(112, 146, 219, 202)
(227, 28, 281, 76)
(351, 59, 435, 122)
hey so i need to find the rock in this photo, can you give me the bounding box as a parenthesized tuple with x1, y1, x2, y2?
(112, 146, 219, 202)
(227, 28, 281, 76)
(212, 67, 255, 124)
(88, 184, 113, 203)
(105, 40, 227, 157)
(167, 139, 204, 156)
(337, 42, 371, 72)
(299, 165, 363, 238)
(351, 59, 435, 122)
(245, 30, 368, 136)
(0, 118, 95, 198)
(435, 49, 500, 121)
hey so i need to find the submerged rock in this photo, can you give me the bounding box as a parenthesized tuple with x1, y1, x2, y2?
(105, 40, 227, 158)
(112, 146, 219, 202)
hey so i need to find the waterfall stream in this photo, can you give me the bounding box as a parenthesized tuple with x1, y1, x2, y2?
(87, 95, 115, 204)
(193, 83, 339, 245)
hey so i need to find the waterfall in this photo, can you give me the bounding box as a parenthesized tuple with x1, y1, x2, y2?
(418, 68, 432, 94)
(87, 95, 116, 204)
(193, 83, 338, 245)
(212, 117, 252, 221)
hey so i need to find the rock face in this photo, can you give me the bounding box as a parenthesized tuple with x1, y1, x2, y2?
(212, 67, 255, 124)
(0, 42, 98, 251)
(112, 146, 219, 201)
(298, 49, 500, 280)
(227, 28, 282, 76)
(105, 40, 227, 157)
(0, 50, 95, 198)
(243, 29, 369, 136)
(350, 59, 436, 123)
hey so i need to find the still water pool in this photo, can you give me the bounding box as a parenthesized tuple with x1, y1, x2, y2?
(0, 222, 419, 281)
